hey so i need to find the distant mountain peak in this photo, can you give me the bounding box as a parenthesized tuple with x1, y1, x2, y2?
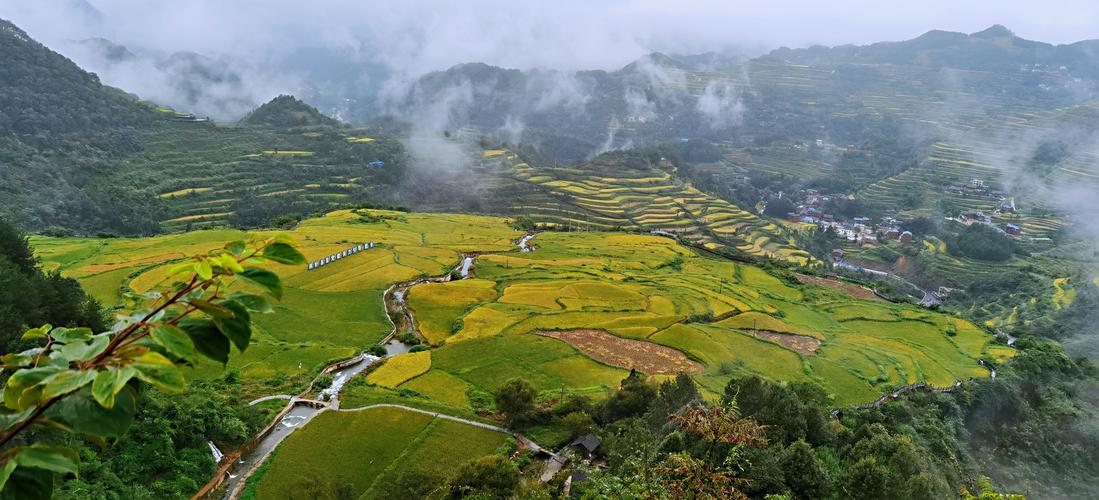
(241, 94, 339, 128)
(972, 24, 1015, 38)
(619, 52, 690, 73)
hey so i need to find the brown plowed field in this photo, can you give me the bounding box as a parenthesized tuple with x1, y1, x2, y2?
(795, 274, 882, 301)
(537, 329, 703, 375)
(745, 330, 821, 355)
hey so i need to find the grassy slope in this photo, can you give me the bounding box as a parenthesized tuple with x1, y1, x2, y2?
(251, 407, 507, 499)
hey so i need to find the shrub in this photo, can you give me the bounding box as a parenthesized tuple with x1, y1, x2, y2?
(313, 375, 334, 390)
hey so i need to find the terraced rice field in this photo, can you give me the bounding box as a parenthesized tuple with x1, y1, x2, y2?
(249, 406, 509, 499)
(367, 351, 432, 387)
(92, 123, 401, 230)
(404, 230, 1003, 405)
(30, 210, 520, 396)
(32, 211, 1004, 407)
(501, 154, 812, 264)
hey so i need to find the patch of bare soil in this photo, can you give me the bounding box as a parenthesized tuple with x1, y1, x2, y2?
(745, 330, 821, 356)
(536, 329, 703, 375)
(795, 273, 882, 301)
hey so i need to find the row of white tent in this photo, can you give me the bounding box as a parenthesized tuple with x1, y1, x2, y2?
(307, 242, 376, 270)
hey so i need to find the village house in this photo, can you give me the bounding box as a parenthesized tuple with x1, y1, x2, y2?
(899, 231, 914, 243)
(1005, 223, 1022, 236)
(569, 434, 602, 460)
(962, 209, 990, 223)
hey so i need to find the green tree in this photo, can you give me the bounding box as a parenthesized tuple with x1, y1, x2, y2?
(446, 455, 519, 499)
(842, 456, 889, 498)
(782, 440, 828, 499)
(559, 411, 595, 439)
(493, 378, 537, 429)
(0, 219, 104, 354)
(603, 370, 657, 422)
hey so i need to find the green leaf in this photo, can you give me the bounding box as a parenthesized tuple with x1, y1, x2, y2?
(0, 354, 31, 369)
(150, 325, 194, 359)
(91, 366, 136, 409)
(195, 260, 213, 280)
(14, 446, 78, 474)
(54, 334, 109, 362)
(271, 234, 296, 245)
(131, 352, 186, 394)
(41, 370, 96, 400)
(49, 328, 92, 344)
(212, 300, 251, 352)
(225, 240, 246, 257)
(48, 386, 136, 438)
(215, 253, 244, 273)
(262, 242, 306, 265)
(0, 463, 52, 500)
(180, 319, 230, 364)
(229, 292, 274, 313)
(0, 460, 16, 493)
(20, 327, 48, 342)
(167, 262, 194, 277)
(4, 366, 64, 411)
(0, 407, 34, 432)
(237, 267, 283, 299)
(188, 298, 230, 318)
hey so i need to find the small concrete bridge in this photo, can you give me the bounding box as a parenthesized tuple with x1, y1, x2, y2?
(247, 395, 330, 409)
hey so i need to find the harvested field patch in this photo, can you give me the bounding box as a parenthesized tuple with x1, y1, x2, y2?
(796, 274, 882, 301)
(744, 330, 821, 355)
(537, 329, 702, 375)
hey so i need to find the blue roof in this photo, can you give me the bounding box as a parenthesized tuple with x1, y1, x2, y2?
(368, 161, 385, 166)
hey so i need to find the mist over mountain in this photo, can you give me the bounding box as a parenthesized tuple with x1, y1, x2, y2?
(1, 7, 1099, 499)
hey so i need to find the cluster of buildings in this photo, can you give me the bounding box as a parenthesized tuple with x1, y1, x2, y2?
(948, 196, 1024, 238)
(782, 190, 903, 246)
(307, 242, 377, 270)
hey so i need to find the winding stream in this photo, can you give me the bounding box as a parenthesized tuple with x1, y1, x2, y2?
(213, 233, 537, 499)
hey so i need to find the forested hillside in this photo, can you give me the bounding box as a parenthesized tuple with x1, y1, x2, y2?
(0, 20, 153, 135)
(0, 20, 407, 236)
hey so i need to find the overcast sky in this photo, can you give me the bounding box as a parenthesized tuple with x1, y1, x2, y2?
(4, 0, 1099, 75)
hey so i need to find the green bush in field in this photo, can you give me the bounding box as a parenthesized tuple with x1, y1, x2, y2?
(313, 375, 334, 390)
